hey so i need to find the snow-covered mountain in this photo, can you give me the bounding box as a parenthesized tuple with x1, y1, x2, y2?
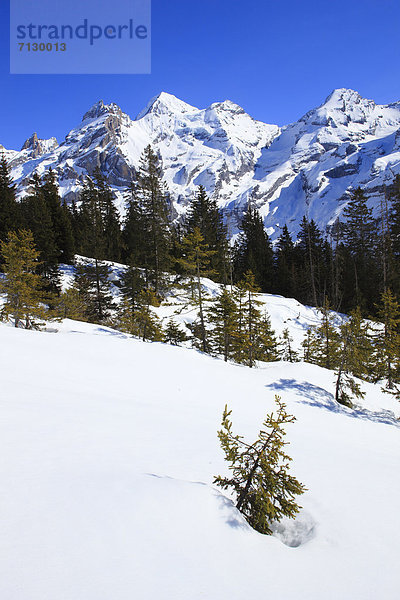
(3, 88, 400, 238)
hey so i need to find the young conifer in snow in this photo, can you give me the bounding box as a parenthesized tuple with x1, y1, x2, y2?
(214, 396, 306, 535)
(207, 287, 239, 361)
(164, 318, 188, 346)
(281, 328, 299, 362)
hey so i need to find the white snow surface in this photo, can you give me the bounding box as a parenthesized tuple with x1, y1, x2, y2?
(0, 298, 399, 599)
(4, 88, 400, 238)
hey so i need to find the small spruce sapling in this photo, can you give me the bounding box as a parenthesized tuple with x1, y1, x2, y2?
(214, 396, 306, 535)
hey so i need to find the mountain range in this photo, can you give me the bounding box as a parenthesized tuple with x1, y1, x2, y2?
(2, 88, 400, 239)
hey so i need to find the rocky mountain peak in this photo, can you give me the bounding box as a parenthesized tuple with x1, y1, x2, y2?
(21, 132, 58, 158)
(82, 100, 123, 122)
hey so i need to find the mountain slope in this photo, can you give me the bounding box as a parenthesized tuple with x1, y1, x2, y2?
(3, 88, 400, 238)
(0, 318, 398, 599)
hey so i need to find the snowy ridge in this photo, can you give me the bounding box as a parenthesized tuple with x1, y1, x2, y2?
(3, 88, 400, 237)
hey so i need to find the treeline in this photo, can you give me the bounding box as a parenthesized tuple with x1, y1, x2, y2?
(2, 147, 400, 317)
(1, 147, 400, 403)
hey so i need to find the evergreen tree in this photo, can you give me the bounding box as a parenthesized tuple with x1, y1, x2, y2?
(0, 154, 19, 244)
(305, 299, 341, 370)
(41, 168, 75, 263)
(54, 287, 87, 321)
(178, 227, 215, 353)
(73, 259, 114, 323)
(92, 168, 122, 262)
(116, 291, 163, 342)
(274, 225, 296, 298)
(122, 181, 147, 265)
(234, 271, 279, 367)
(21, 173, 61, 294)
(341, 187, 379, 313)
(164, 318, 188, 346)
(294, 217, 327, 307)
(214, 396, 306, 535)
(186, 185, 229, 282)
(135, 145, 171, 295)
(234, 203, 274, 291)
(207, 288, 239, 361)
(374, 289, 400, 390)
(119, 263, 147, 313)
(281, 328, 299, 362)
(0, 230, 46, 329)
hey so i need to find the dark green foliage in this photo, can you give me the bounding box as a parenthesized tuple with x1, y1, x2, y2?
(73, 259, 114, 323)
(185, 185, 229, 282)
(341, 188, 379, 313)
(123, 145, 171, 295)
(207, 288, 239, 361)
(234, 203, 274, 291)
(164, 318, 188, 346)
(75, 170, 121, 263)
(274, 225, 296, 298)
(0, 154, 19, 245)
(214, 396, 306, 535)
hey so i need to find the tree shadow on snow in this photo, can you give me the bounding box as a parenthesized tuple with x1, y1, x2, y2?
(265, 379, 399, 427)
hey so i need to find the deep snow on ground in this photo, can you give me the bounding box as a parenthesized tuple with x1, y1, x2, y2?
(0, 315, 399, 600)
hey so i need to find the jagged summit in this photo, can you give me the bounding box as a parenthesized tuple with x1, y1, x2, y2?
(20, 133, 58, 157)
(4, 88, 400, 240)
(82, 100, 123, 122)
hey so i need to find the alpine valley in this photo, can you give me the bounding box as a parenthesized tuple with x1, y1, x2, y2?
(2, 87, 400, 239)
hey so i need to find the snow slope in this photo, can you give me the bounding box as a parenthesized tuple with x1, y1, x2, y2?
(0, 316, 398, 600)
(3, 88, 400, 239)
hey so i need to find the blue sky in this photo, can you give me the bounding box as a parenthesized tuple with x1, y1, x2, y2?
(1, 0, 400, 149)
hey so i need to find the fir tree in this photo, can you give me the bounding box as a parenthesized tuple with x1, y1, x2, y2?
(117, 290, 163, 342)
(341, 187, 379, 313)
(73, 259, 114, 323)
(234, 203, 274, 291)
(214, 396, 306, 535)
(21, 173, 61, 294)
(305, 299, 341, 370)
(0, 230, 46, 329)
(164, 318, 188, 346)
(186, 185, 229, 282)
(374, 289, 400, 390)
(207, 288, 239, 361)
(0, 154, 19, 244)
(235, 271, 278, 367)
(135, 145, 171, 295)
(178, 227, 215, 353)
(281, 328, 299, 362)
(274, 225, 296, 298)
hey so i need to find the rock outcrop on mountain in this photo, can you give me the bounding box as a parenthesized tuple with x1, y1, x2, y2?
(2, 88, 400, 239)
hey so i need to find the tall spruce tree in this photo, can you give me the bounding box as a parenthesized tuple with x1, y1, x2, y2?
(305, 299, 341, 370)
(73, 259, 114, 323)
(185, 185, 229, 282)
(0, 154, 19, 245)
(178, 227, 215, 353)
(341, 187, 379, 313)
(135, 145, 171, 295)
(234, 203, 274, 292)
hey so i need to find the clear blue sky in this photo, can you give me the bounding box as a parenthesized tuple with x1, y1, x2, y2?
(1, 0, 400, 149)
